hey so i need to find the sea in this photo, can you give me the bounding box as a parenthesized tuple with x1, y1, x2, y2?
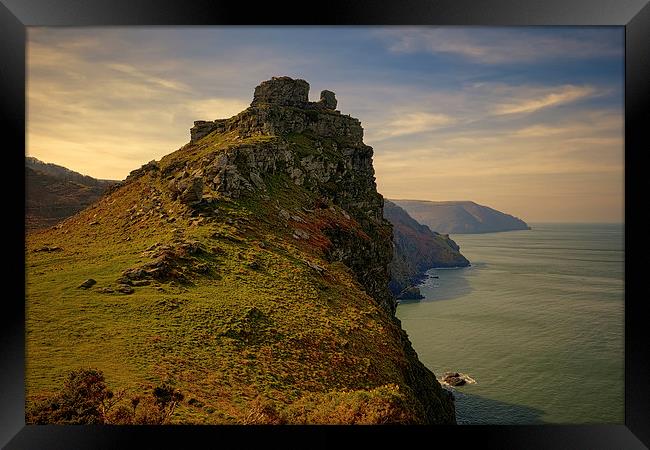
(395, 223, 624, 424)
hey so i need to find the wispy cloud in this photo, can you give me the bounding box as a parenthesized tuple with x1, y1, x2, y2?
(106, 63, 192, 92)
(371, 112, 456, 140)
(513, 110, 622, 137)
(377, 28, 622, 64)
(492, 85, 596, 115)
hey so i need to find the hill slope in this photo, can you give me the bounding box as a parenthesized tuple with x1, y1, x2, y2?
(392, 200, 530, 234)
(384, 200, 469, 299)
(26, 157, 116, 230)
(26, 77, 455, 424)
(26, 161, 471, 302)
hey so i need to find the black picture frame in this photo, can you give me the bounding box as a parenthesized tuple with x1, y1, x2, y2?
(2, 0, 648, 448)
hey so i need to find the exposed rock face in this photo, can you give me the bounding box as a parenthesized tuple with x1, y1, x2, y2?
(185, 77, 394, 313)
(384, 200, 469, 298)
(190, 78, 352, 143)
(396, 286, 425, 300)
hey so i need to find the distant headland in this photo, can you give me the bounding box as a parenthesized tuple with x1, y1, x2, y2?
(391, 200, 530, 234)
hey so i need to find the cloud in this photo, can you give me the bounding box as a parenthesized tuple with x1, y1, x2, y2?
(106, 63, 192, 92)
(372, 102, 623, 221)
(370, 112, 456, 140)
(377, 28, 622, 64)
(513, 111, 622, 138)
(26, 27, 623, 222)
(492, 85, 596, 115)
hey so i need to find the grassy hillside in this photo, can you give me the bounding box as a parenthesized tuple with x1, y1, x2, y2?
(26, 162, 116, 231)
(26, 78, 455, 424)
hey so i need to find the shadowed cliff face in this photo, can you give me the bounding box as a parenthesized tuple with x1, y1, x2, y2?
(384, 200, 470, 299)
(26, 77, 455, 424)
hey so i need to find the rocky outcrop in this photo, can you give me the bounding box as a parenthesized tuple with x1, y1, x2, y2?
(318, 90, 337, 110)
(183, 77, 453, 420)
(251, 76, 310, 107)
(396, 286, 425, 300)
(384, 200, 469, 298)
(46, 76, 456, 424)
(182, 77, 393, 313)
(440, 372, 476, 387)
(190, 77, 351, 144)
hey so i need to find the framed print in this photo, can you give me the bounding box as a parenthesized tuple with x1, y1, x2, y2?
(1, 0, 648, 448)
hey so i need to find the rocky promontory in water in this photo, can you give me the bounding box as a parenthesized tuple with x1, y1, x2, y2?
(393, 199, 530, 234)
(26, 77, 456, 424)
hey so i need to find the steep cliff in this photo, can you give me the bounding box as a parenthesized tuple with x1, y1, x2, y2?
(26, 77, 455, 424)
(384, 200, 469, 299)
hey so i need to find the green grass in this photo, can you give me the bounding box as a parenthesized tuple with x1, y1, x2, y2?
(26, 138, 433, 424)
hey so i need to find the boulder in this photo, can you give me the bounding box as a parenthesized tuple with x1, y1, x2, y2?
(34, 245, 62, 253)
(304, 259, 326, 274)
(78, 279, 97, 289)
(249, 172, 265, 190)
(292, 229, 311, 240)
(442, 372, 466, 386)
(251, 76, 310, 107)
(116, 284, 134, 294)
(319, 90, 337, 110)
(180, 177, 203, 204)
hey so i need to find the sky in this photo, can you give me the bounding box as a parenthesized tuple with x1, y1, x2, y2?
(27, 27, 624, 223)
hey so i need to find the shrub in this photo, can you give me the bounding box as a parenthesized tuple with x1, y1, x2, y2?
(282, 384, 418, 424)
(106, 405, 135, 425)
(26, 368, 184, 425)
(152, 383, 184, 424)
(26, 368, 121, 424)
(243, 396, 287, 425)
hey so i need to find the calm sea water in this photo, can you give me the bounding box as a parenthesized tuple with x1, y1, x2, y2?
(396, 223, 624, 424)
